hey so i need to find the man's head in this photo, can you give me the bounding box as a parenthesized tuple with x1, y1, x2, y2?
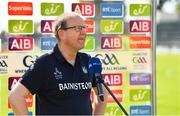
(53, 12, 87, 51)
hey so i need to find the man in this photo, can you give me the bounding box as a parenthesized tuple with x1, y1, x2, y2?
(9, 12, 108, 115)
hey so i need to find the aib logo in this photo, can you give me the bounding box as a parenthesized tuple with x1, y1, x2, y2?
(133, 57, 147, 64)
(72, 3, 95, 17)
(8, 77, 20, 90)
(103, 73, 122, 86)
(8, 37, 34, 51)
(8, 20, 33, 34)
(130, 89, 151, 102)
(130, 20, 151, 33)
(100, 19, 123, 34)
(41, 3, 64, 16)
(23, 55, 38, 68)
(130, 4, 151, 16)
(8, 2, 33, 15)
(41, 20, 54, 33)
(101, 37, 122, 49)
(0, 60, 8, 67)
(95, 53, 119, 65)
(8, 77, 33, 108)
(81, 36, 95, 51)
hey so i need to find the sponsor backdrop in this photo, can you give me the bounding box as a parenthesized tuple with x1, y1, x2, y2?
(0, 0, 156, 115)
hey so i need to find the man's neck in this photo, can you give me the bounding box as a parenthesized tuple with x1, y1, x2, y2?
(58, 44, 77, 66)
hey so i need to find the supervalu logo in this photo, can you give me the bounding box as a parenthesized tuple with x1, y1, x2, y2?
(41, 3, 64, 16)
(84, 19, 95, 34)
(129, 36, 151, 49)
(8, 2, 33, 15)
(108, 90, 123, 103)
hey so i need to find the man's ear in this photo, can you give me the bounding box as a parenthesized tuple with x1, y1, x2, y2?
(57, 30, 64, 40)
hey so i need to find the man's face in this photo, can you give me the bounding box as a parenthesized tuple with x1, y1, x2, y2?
(63, 16, 87, 51)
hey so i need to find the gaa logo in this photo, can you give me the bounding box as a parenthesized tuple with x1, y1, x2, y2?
(95, 53, 120, 65)
(0, 39, 1, 52)
(72, 3, 95, 17)
(133, 57, 147, 64)
(0, 60, 8, 67)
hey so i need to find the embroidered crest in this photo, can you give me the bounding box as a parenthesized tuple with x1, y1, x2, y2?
(54, 67, 63, 79)
(82, 66, 88, 74)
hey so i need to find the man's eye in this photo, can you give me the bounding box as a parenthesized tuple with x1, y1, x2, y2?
(78, 26, 82, 29)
